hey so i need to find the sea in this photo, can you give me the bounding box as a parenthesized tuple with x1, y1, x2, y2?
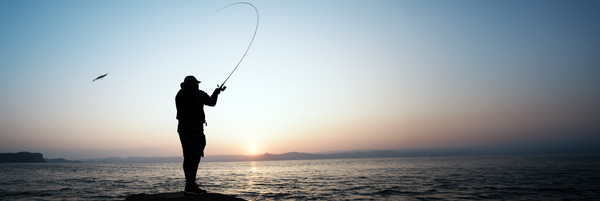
(0, 154, 599, 201)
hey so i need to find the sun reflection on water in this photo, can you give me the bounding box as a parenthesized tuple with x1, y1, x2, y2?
(246, 161, 259, 189)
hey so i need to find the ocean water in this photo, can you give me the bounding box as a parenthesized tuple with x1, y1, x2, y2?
(0, 154, 599, 201)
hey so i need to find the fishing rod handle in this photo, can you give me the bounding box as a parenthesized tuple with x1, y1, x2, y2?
(217, 84, 227, 91)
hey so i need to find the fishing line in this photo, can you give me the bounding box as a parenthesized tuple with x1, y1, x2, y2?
(216, 2, 259, 89)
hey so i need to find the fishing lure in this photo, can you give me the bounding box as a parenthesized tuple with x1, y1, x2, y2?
(93, 73, 108, 82)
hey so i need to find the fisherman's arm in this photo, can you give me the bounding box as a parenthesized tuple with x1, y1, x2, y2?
(196, 89, 217, 107)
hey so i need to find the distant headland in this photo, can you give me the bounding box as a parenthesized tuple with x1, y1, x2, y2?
(0, 152, 47, 163)
(0, 152, 82, 163)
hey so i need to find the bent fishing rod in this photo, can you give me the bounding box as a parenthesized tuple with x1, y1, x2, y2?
(216, 2, 259, 91)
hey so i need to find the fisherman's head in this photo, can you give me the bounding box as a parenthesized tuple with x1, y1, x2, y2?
(183, 75, 201, 85)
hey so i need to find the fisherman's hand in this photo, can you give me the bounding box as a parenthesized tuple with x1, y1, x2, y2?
(218, 85, 227, 92)
(214, 85, 226, 94)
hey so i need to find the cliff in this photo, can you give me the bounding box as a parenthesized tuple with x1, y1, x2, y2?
(125, 192, 246, 201)
(0, 152, 47, 163)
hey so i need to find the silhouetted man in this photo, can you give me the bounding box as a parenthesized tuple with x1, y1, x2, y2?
(175, 75, 225, 195)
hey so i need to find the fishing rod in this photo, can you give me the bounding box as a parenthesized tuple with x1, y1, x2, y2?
(216, 2, 259, 91)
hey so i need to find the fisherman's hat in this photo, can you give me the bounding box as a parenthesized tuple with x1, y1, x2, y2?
(184, 75, 201, 84)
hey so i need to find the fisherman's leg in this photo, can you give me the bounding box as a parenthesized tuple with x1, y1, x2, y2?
(178, 132, 193, 185)
(186, 131, 206, 186)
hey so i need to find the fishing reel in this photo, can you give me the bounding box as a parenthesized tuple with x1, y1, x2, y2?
(217, 85, 227, 92)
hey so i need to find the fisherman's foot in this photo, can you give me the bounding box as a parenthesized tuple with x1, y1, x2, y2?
(183, 183, 206, 195)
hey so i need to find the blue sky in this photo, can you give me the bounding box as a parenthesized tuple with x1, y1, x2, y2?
(1, 0, 599, 159)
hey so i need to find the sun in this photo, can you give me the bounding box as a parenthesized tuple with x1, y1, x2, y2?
(248, 146, 258, 155)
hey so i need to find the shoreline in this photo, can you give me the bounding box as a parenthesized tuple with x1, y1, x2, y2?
(125, 192, 246, 201)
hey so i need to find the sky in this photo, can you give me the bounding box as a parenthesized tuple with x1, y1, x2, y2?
(1, 0, 599, 160)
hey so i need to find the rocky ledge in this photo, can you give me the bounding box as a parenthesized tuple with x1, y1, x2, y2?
(125, 192, 246, 201)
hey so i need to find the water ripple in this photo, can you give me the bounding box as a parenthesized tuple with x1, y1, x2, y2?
(0, 154, 599, 200)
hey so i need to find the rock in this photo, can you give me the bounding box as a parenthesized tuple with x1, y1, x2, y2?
(125, 192, 246, 201)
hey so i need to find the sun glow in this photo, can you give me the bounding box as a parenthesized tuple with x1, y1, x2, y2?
(248, 146, 258, 155)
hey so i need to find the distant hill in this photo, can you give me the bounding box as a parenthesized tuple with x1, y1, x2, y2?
(45, 158, 82, 163)
(6, 145, 598, 163)
(246, 148, 489, 161)
(0, 152, 47, 163)
(77, 148, 491, 163)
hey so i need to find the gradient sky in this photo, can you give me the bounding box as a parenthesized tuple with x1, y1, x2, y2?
(1, 0, 599, 159)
